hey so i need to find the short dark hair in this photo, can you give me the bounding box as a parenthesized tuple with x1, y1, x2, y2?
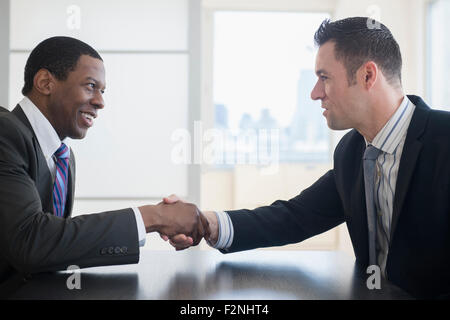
(314, 17, 402, 86)
(22, 36, 103, 95)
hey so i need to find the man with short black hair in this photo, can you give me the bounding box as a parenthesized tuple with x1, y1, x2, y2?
(0, 36, 208, 287)
(313, 17, 403, 87)
(165, 17, 450, 299)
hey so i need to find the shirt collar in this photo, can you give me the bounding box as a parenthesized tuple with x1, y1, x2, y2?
(365, 96, 416, 154)
(19, 96, 69, 161)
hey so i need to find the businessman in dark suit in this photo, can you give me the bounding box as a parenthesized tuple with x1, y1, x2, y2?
(0, 36, 208, 287)
(164, 17, 450, 299)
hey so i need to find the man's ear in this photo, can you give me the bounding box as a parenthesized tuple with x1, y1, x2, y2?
(360, 61, 378, 90)
(32, 69, 56, 95)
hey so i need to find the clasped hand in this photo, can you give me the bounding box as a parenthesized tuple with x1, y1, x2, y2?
(159, 195, 212, 250)
(139, 195, 210, 249)
(139, 195, 213, 250)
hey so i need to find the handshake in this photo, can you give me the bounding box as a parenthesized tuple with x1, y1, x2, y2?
(138, 195, 216, 250)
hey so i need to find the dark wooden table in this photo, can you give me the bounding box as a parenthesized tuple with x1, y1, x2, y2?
(4, 250, 412, 300)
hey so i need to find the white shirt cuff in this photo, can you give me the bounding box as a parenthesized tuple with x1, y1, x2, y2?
(132, 207, 146, 247)
(210, 211, 234, 250)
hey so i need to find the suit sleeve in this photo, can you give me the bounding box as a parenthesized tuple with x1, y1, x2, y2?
(223, 169, 345, 253)
(0, 117, 140, 275)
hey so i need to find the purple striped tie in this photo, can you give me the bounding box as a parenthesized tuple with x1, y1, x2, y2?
(52, 143, 70, 217)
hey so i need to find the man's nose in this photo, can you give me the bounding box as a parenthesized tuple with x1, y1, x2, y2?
(311, 79, 325, 101)
(91, 90, 105, 109)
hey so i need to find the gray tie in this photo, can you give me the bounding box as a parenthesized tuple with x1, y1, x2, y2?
(363, 145, 381, 266)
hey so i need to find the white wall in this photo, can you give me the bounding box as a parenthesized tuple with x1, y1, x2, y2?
(0, 0, 9, 108)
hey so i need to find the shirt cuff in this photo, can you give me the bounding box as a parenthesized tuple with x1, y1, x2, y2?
(209, 211, 234, 250)
(132, 207, 146, 247)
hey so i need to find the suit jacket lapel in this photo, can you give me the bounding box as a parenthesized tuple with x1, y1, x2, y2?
(12, 105, 54, 212)
(390, 95, 430, 241)
(12, 104, 76, 217)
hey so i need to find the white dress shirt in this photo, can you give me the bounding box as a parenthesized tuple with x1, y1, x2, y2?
(365, 96, 415, 275)
(213, 96, 416, 277)
(18, 97, 147, 247)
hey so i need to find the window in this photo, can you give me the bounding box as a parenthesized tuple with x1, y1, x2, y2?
(213, 11, 331, 166)
(427, 0, 450, 110)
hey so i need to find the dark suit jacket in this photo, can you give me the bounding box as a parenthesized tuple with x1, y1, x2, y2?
(223, 95, 450, 299)
(0, 104, 140, 286)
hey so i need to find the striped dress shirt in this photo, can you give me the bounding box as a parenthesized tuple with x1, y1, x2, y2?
(368, 96, 415, 275)
(213, 96, 416, 276)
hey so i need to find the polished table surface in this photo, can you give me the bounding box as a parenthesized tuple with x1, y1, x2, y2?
(5, 250, 412, 300)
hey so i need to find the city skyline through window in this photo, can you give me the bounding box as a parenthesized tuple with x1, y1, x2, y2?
(213, 11, 331, 164)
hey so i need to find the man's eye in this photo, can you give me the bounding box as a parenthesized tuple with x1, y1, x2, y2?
(320, 75, 328, 81)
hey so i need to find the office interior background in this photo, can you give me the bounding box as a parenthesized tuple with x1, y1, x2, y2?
(0, 0, 449, 258)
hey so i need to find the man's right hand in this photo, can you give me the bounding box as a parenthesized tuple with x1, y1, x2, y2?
(138, 201, 210, 246)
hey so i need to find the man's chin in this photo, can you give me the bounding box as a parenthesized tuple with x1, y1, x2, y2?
(326, 118, 351, 131)
(325, 117, 336, 130)
(69, 129, 89, 140)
